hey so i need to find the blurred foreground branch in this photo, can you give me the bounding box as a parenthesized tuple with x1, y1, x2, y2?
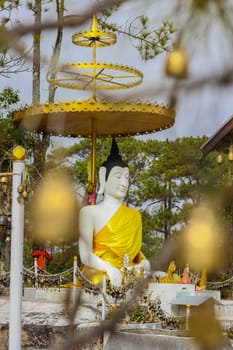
(54, 279, 144, 350)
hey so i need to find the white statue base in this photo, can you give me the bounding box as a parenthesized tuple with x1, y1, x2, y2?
(148, 283, 196, 315)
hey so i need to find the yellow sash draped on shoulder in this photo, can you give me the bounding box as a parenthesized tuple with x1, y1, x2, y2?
(81, 204, 144, 284)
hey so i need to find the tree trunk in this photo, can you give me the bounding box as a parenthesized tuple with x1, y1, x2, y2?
(48, 0, 65, 102)
(32, 0, 41, 105)
(31, 0, 66, 179)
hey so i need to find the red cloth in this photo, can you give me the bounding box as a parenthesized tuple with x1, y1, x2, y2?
(32, 250, 50, 270)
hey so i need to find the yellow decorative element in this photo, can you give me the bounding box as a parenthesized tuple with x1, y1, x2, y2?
(199, 268, 207, 289)
(166, 260, 176, 282)
(14, 99, 175, 137)
(47, 15, 135, 93)
(12, 145, 25, 160)
(30, 170, 79, 242)
(0, 176, 8, 191)
(216, 153, 223, 164)
(90, 15, 98, 33)
(184, 202, 223, 270)
(165, 47, 188, 79)
(81, 204, 143, 284)
(72, 15, 116, 47)
(159, 260, 181, 283)
(228, 145, 233, 161)
(90, 119, 97, 184)
(87, 152, 92, 182)
(47, 62, 143, 90)
(188, 223, 213, 249)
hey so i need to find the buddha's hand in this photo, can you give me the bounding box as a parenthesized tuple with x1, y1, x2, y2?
(121, 260, 151, 273)
(135, 260, 151, 272)
(105, 265, 122, 288)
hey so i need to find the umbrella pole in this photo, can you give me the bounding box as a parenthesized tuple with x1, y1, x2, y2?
(91, 118, 97, 188)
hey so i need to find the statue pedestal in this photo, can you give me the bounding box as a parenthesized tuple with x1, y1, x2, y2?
(148, 283, 196, 315)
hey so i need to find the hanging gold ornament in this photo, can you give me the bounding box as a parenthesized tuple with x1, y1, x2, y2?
(165, 47, 188, 79)
(216, 153, 223, 164)
(228, 145, 233, 161)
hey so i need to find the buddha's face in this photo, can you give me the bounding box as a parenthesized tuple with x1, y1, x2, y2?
(104, 166, 129, 199)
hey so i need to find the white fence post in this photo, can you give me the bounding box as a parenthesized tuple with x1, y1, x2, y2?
(8, 148, 25, 350)
(34, 257, 38, 288)
(73, 256, 77, 303)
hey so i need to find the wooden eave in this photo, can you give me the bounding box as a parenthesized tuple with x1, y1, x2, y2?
(201, 114, 233, 159)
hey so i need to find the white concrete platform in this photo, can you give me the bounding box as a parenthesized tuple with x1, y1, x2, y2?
(0, 296, 98, 327)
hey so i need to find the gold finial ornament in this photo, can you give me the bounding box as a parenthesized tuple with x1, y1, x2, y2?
(12, 145, 25, 161)
(165, 46, 188, 79)
(72, 15, 116, 47)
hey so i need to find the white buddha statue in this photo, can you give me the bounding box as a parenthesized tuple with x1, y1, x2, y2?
(79, 138, 150, 287)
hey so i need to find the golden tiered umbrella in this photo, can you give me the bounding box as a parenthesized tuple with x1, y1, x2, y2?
(14, 16, 175, 189)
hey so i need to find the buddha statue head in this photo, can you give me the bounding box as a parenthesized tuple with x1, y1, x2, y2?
(98, 138, 129, 197)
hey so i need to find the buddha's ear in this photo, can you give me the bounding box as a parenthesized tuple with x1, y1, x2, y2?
(97, 167, 106, 194)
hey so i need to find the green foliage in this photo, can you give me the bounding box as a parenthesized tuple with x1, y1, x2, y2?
(129, 304, 146, 322)
(101, 4, 121, 19)
(23, 238, 34, 268)
(23, 239, 80, 275)
(0, 0, 19, 10)
(99, 11, 175, 61)
(47, 245, 80, 274)
(26, 0, 52, 13)
(132, 137, 227, 246)
(141, 211, 163, 259)
(0, 87, 19, 108)
(0, 87, 36, 171)
(134, 19, 175, 60)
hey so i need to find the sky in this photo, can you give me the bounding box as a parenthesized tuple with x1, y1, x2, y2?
(1, 0, 233, 146)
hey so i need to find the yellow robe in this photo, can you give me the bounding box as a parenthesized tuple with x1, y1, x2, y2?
(81, 204, 145, 284)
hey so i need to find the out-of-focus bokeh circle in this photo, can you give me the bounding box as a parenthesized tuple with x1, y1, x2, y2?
(30, 170, 79, 243)
(184, 201, 225, 271)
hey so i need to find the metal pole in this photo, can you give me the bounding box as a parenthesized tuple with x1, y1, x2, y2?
(186, 304, 191, 331)
(8, 158, 25, 350)
(91, 118, 97, 186)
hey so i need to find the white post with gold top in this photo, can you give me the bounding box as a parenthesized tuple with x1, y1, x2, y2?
(8, 146, 25, 350)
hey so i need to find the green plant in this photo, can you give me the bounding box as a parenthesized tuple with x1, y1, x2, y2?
(129, 304, 147, 323)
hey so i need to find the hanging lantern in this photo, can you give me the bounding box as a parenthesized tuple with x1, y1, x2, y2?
(228, 145, 233, 161)
(165, 46, 188, 79)
(0, 176, 8, 192)
(216, 153, 223, 164)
